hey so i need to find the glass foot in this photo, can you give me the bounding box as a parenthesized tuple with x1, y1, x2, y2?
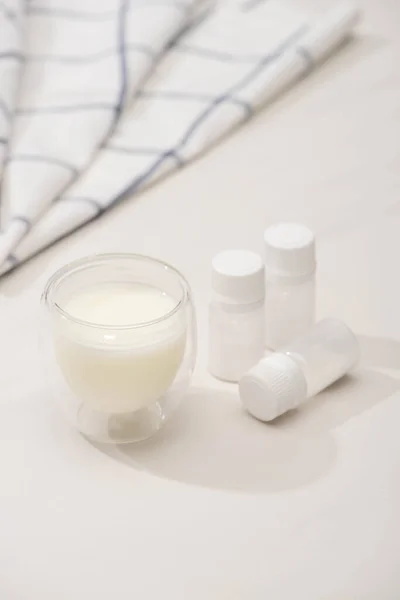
(77, 401, 165, 444)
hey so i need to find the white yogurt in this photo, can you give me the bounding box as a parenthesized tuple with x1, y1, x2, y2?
(53, 282, 186, 414)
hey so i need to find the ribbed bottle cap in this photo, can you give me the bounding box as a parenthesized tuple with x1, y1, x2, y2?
(239, 353, 307, 422)
(264, 223, 316, 281)
(212, 250, 264, 304)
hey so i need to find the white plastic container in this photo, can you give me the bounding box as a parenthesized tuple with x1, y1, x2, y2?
(264, 223, 316, 350)
(239, 318, 359, 422)
(208, 249, 265, 382)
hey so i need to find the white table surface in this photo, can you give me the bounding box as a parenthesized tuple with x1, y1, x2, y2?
(1, 1, 400, 598)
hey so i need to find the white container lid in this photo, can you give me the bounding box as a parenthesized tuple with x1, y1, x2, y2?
(212, 249, 264, 304)
(264, 223, 316, 281)
(239, 353, 307, 421)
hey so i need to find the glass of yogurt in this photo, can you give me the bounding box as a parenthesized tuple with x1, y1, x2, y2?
(41, 254, 196, 443)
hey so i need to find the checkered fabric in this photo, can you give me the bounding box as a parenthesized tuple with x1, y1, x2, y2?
(0, 0, 358, 274)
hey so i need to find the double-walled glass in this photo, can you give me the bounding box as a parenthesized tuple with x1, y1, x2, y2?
(41, 254, 196, 443)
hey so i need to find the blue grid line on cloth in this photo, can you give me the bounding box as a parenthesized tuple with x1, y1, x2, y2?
(6, 21, 308, 268)
(180, 31, 308, 145)
(111, 24, 308, 206)
(9, 196, 104, 231)
(138, 90, 252, 114)
(27, 43, 155, 64)
(17, 103, 116, 115)
(8, 58, 253, 122)
(173, 44, 262, 64)
(7, 0, 130, 221)
(4, 16, 315, 269)
(5, 153, 79, 175)
(27, 6, 117, 20)
(107, 145, 184, 167)
(106, 145, 177, 156)
(112, 0, 130, 127)
(52, 148, 184, 219)
(55, 149, 182, 219)
(28, 1, 190, 20)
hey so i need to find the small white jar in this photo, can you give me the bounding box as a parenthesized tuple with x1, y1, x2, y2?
(239, 318, 360, 422)
(264, 223, 316, 350)
(208, 249, 265, 382)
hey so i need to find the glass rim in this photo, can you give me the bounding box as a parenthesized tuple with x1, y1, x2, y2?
(42, 253, 190, 330)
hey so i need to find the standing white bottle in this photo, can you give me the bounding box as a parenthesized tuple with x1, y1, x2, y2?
(208, 249, 265, 382)
(264, 223, 316, 350)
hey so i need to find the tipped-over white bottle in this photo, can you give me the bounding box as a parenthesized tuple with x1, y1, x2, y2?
(239, 318, 359, 422)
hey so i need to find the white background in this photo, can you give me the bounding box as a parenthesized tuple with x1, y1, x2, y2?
(0, 0, 400, 598)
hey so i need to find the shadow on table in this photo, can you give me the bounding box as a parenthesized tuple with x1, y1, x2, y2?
(271, 336, 400, 433)
(107, 386, 337, 493)
(95, 334, 400, 494)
